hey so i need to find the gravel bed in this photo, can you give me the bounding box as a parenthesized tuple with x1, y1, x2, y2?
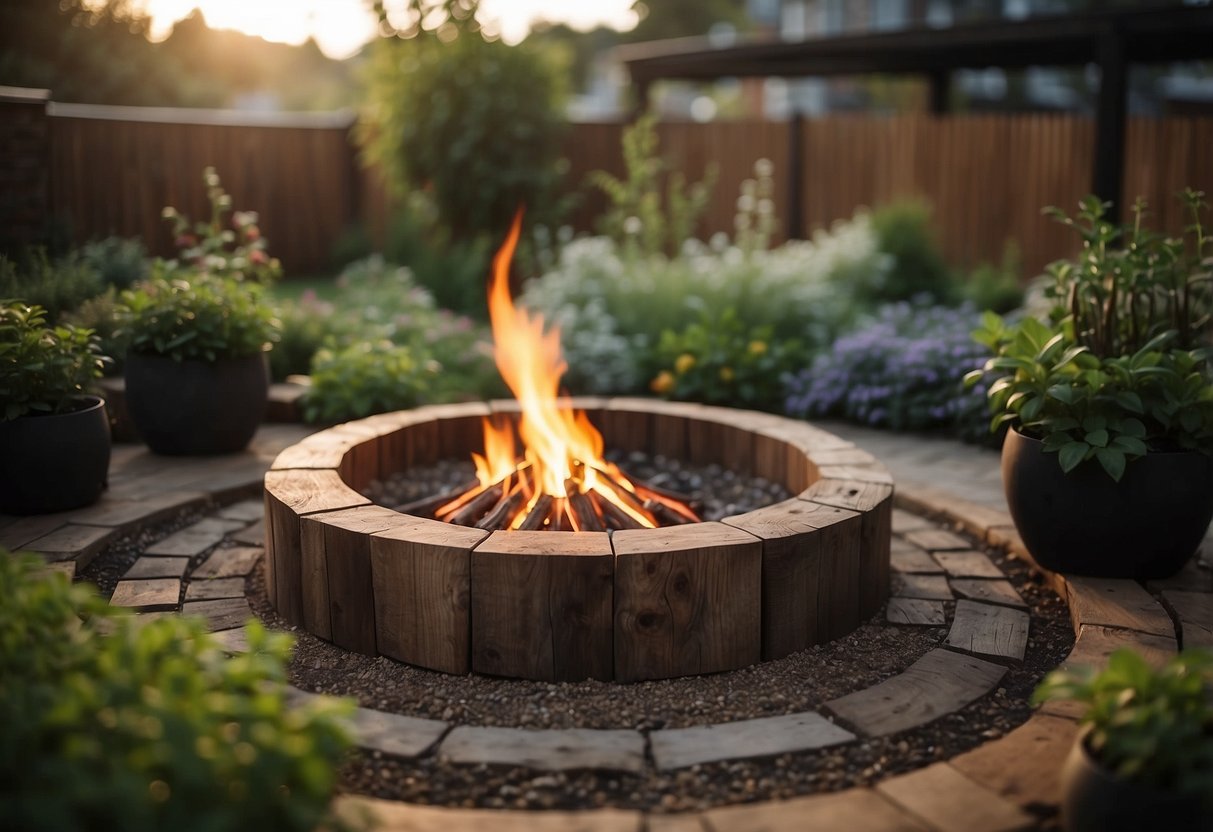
(363, 451, 792, 523)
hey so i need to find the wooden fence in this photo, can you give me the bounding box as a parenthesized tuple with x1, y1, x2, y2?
(25, 99, 1213, 277)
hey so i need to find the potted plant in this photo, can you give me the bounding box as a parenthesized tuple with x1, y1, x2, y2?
(117, 270, 279, 455)
(0, 302, 111, 513)
(970, 191, 1213, 578)
(1032, 648, 1213, 832)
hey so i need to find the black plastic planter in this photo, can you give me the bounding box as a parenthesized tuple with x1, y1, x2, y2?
(1002, 428, 1213, 579)
(125, 353, 268, 455)
(0, 395, 111, 515)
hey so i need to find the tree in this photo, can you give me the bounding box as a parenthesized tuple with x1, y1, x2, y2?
(623, 0, 750, 42)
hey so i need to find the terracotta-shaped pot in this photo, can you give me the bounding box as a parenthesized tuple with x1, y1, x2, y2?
(1002, 428, 1213, 578)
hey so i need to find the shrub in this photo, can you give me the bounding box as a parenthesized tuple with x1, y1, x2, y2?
(0, 249, 104, 322)
(962, 241, 1024, 314)
(75, 236, 149, 290)
(785, 300, 994, 441)
(0, 302, 108, 421)
(269, 292, 344, 381)
(117, 270, 280, 362)
(650, 309, 804, 411)
(161, 167, 282, 285)
(0, 550, 353, 832)
(867, 199, 956, 303)
(304, 338, 436, 423)
(62, 288, 125, 374)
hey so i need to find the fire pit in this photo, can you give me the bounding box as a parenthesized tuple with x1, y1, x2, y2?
(263, 216, 892, 683)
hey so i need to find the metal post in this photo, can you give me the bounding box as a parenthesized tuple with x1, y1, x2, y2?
(1092, 27, 1127, 225)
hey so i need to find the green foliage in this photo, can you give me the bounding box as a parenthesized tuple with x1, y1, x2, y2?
(588, 113, 717, 257)
(161, 168, 282, 285)
(971, 191, 1213, 480)
(0, 302, 108, 421)
(963, 242, 1024, 314)
(359, 25, 568, 242)
(1042, 191, 1212, 357)
(0, 249, 105, 322)
(304, 339, 435, 423)
(381, 195, 492, 318)
(63, 288, 126, 375)
(75, 236, 149, 291)
(867, 199, 956, 303)
(117, 270, 280, 363)
(0, 550, 354, 832)
(650, 309, 803, 411)
(269, 294, 345, 382)
(328, 222, 375, 272)
(1032, 649, 1213, 800)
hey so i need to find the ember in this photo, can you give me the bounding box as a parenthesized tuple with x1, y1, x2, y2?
(428, 212, 700, 531)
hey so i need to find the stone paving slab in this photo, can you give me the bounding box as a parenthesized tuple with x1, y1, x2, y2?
(946, 600, 1029, 663)
(704, 788, 928, 832)
(1066, 576, 1174, 637)
(351, 709, 450, 759)
(932, 550, 1003, 579)
(892, 573, 953, 601)
(123, 556, 190, 580)
(439, 726, 646, 773)
(649, 711, 855, 770)
(1148, 558, 1213, 593)
(886, 598, 946, 626)
(1162, 589, 1213, 649)
(334, 797, 644, 832)
(35, 560, 76, 581)
(231, 519, 265, 546)
(217, 499, 264, 522)
(181, 597, 251, 632)
(66, 491, 208, 528)
(211, 627, 250, 654)
(875, 762, 1034, 832)
(185, 577, 246, 601)
(825, 649, 1006, 737)
(891, 508, 933, 532)
(26, 524, 117, 566)
(110, 578, 181, 611)
(144, 517, 243, 557)
(950, 714, 1078, 810)
(950, 579, 1026, 609)
(645, 815, 706, 832)
(902, 528, 971, 552)
(0, 514, 69, 551)
(192, 546, 263, 579)
(889, 547, 943, 574)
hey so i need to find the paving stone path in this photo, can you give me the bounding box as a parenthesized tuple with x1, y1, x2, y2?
(4, 416, 1211, 832)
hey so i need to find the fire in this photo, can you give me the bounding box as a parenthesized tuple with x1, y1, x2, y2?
(436, 210, 698, 532)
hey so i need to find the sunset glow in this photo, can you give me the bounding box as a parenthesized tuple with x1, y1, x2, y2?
(136, 0, 638, 59)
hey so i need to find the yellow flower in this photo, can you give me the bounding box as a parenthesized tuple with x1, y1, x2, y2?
(650, 371, 675, 394)
(674, 353, 696, 374)
(719, 366, 735, 382)
(748, 340, 768, 356)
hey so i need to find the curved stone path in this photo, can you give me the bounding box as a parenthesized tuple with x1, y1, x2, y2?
(5, 414, 1211, 832)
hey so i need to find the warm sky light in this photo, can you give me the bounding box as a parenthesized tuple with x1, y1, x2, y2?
(136, 0, 638, 59)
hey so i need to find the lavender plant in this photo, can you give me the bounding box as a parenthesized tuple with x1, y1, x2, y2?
(785, 300, 994, 441)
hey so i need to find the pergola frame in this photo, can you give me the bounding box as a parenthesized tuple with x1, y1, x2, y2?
(620, 4, 1213, 229)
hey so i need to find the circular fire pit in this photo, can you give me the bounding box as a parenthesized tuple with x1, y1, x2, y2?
(264, 399, 892, 683)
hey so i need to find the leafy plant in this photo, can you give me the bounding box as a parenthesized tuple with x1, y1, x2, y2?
(786, 301, 995, 442)
(588, 113, 717, 257)
(63, 287, 127, 375)
(0, 302, 108, 421)
(1032, 648, 1213, 800)
(0, 550, 354, 832)
(866, 199, 957, 304)
(269, 291, 345, 381)
(75, 235, 149, 290)
(963, 242, 1024, 314)
(970, 191, 1213, 480)
(304, 338, 436, 423)
(161, 167, 282, 285)
(650, 309, 804, 411)
(117, 270, 280, 362)
(0, 249, 104, 322)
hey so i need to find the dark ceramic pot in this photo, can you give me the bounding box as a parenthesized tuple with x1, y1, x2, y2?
(1002, 428, 1213, 579)
(1061, 736, 1209, 832)
(0, 395, 111, 515)
(125, 353, 268, 455)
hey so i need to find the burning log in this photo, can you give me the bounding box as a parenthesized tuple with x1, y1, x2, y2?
(447, 483, 504, 527)
(569, 491, 605, 532)
(638, 481, 704, 514)
(518, 494, 555, 530)
(589, 464, 655, 523)
(643, 498, 695, 526)
(476, 488, 527, 531)
(590, 492, 644, 530)
(552, 500, 573, 531)
(393, 479, 481, 519)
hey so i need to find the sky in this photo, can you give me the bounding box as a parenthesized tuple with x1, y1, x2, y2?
(136, 0, 639, 59)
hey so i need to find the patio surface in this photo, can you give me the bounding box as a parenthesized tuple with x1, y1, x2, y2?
(4, 413, 1210, 832)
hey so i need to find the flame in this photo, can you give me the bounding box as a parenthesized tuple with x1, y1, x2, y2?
(482, 210, 657, 528)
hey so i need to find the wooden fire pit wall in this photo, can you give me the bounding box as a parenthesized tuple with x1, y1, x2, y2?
(264, 399, 893, 683)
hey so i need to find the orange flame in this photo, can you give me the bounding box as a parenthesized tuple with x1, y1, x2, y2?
(483, 210, 656, 528)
